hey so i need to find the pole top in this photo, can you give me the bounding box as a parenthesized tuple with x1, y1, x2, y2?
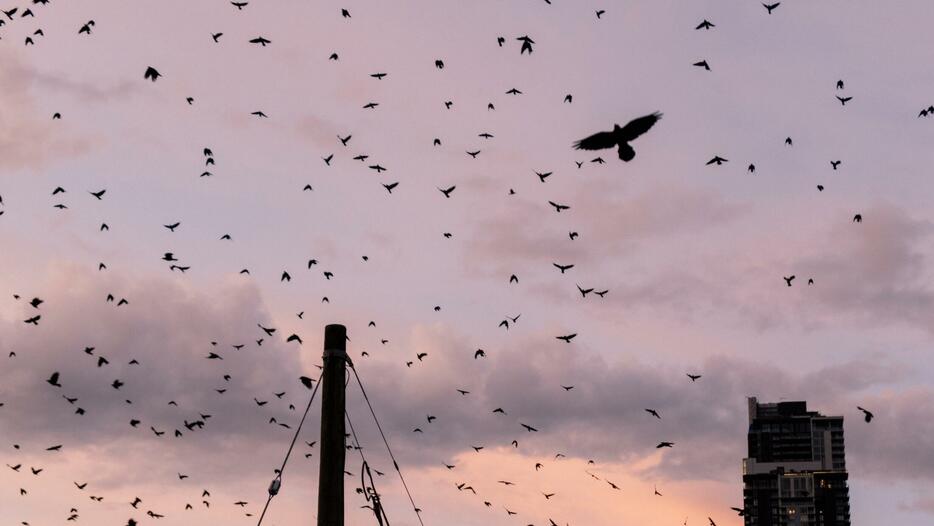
(324, 324, 347, 353)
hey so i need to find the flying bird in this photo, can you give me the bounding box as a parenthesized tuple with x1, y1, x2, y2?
(144, 66, 161, 81)
(548, 200, 570, 212)
(573, 112, 662, 162)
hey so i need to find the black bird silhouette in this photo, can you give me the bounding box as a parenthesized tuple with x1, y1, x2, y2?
(693, 60, 711, 71)
(249, 36, 271, 46)
(438, 186, 456, 198)
(548, 200, 570, 212)
(857, 406, 874, 422)
(687, 373, 702, 382)
(573, 112, 661, 162)
(707, 155, 728, 165)
(784, 275, 795, 287)
(47, 372, 62, 387)
(553, 263, 574, 273)
(144, 67, 161, 82)
(836, 95, 852, 106)
(763, 2, 780, 14)
(556, 333, 577, 343)
(696, 19, 715, 30)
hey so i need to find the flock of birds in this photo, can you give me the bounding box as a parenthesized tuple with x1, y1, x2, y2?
(0, 1, 889, 525)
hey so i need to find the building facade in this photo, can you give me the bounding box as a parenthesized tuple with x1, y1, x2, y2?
(742, 398, 851, 525)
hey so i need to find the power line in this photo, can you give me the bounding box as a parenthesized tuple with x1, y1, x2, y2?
(349, 363, 425, 526)
(256, 370, 324, 526)
(347, 407, 391, 526)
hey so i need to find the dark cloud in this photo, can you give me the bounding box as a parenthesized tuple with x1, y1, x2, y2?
(0, 263, 315, 487)
(333, 326, 925, 486)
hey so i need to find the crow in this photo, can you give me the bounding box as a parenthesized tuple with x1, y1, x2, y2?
(573, 112, 662, 162)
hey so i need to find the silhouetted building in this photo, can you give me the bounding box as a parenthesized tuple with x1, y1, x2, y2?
(742, 397, 850, 525)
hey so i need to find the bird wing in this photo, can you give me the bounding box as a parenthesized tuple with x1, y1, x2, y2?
(573, 130, 617, 150)
(619, 112, 662, 142)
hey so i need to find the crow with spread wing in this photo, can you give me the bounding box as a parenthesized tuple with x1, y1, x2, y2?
(573, 112, 662, 161)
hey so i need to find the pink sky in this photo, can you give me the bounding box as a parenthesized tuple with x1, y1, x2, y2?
(2, 1, 934, 525)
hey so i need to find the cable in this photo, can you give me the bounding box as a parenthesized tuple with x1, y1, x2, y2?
(347, 408, 390, 526)
(256, 369, 324, 526)
(349, 363, 425, 526)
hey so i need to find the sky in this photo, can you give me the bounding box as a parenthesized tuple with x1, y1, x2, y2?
(1, 0, 934, 525)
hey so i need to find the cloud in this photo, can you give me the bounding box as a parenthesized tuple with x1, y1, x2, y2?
(332, 325, 921, 486)
(463, 180, 745, 278)
(0, 50, 96, 171)
(798, 204, 934, 333)
(847, 388, 934, 483)
(0, 262, 314, 487)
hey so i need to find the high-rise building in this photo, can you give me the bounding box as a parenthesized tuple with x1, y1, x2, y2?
(742, 397, 851, 525)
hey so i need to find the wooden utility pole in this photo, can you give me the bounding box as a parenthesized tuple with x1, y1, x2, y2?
(317, 324, 347, 526)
